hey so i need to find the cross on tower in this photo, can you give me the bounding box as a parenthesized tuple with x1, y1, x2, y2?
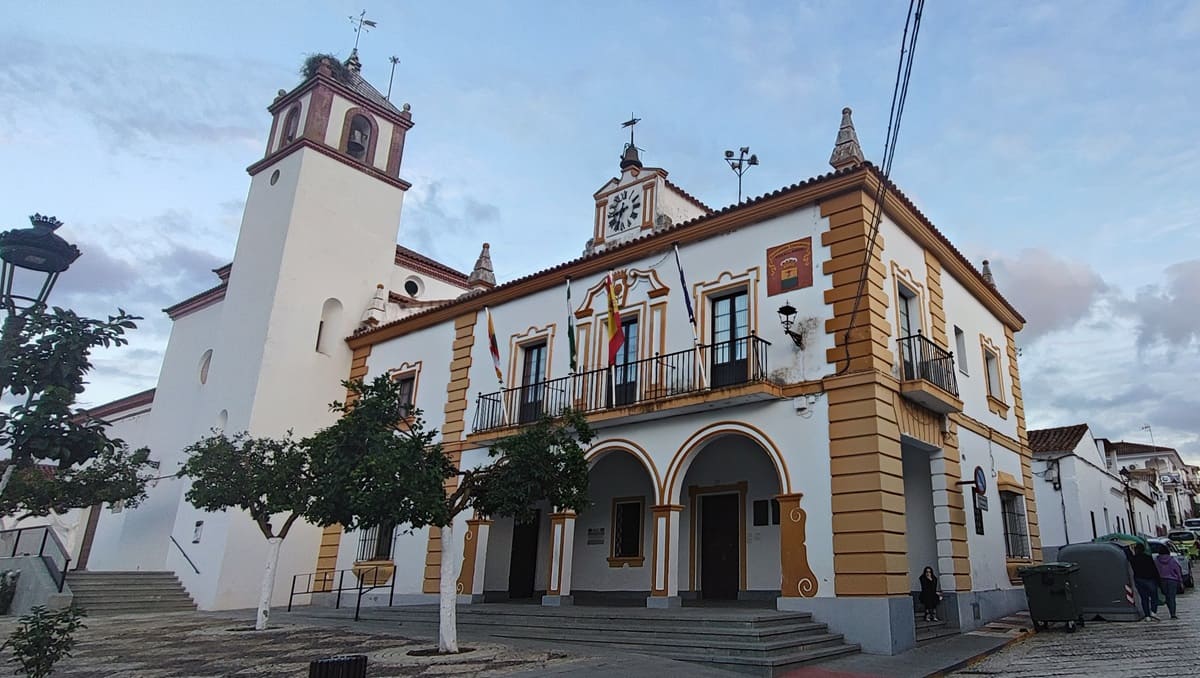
(348, 10, 378, 51)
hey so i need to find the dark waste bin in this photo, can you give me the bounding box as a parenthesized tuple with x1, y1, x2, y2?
(1019, 562, 1084, 632)
(309, 654, 367, 678)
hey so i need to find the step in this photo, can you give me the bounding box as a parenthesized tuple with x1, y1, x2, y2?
(917, 626, 959, 643)
(499, 628, 851, 661)
(69, 583, 191, 593)
(674, 642, 862, 672)
(389, 613, 828, 639)
(455, 622, 846, 653)
(76, 603, 197, 615)
(382, 607, 813, 629)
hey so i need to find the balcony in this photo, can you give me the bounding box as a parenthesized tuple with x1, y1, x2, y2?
(471, 335, 777, 435)
(898, 332, 962, 414)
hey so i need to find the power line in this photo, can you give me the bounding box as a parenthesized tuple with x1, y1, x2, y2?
(838, 0, 925, 374)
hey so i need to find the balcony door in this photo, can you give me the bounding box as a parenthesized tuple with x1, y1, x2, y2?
(710, 291, 749, 388)
(519, 342, 547, 423)
(609, 316, 639, 407)
(898, 284, 918, 380)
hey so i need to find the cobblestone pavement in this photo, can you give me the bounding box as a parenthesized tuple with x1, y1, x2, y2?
(0, 612, 580, 677)
(953, 587, 1200, 677)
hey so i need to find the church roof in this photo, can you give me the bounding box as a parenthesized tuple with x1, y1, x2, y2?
(395, 245, 470, 286)
(342, 68, 406, 119)
(1029, 424, 1090, 455)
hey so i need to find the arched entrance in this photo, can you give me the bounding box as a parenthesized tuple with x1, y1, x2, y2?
(666, 425, 789, 603)
(567, 443, 660, 604)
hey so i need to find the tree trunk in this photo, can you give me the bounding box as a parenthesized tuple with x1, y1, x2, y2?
(437, 520, 459, 653)
(256, 537, 283, 631)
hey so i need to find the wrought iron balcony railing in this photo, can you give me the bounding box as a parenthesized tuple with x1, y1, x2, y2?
(472, 335, 771, 433)
(899, 332, 959, 397)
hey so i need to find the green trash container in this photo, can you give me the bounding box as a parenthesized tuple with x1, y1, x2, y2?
(1019, 562, 1085, 632)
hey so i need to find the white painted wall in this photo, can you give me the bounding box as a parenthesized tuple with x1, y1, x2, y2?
(1032, 428, 1127, 549)
(655, 181, 707, 228)
(387, 260, 471, 303)
(959, 427, 1025, 592)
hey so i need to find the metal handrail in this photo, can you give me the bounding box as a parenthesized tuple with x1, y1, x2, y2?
(472, 335, 772, 433)
(288, 565, 396, 621)
(898, 332, 959, 397)
(169, 535, 200, 575)
(0, 526, 72, 592)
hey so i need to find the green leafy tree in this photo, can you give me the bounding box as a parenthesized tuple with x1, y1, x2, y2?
(0, 307, 154, 518)
(305, 374, 594, 653)
(2, 605, 87, 678)
(177, 433, 313, 630)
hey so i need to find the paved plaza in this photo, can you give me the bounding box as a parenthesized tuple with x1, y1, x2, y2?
(952, 588, 1200, 677)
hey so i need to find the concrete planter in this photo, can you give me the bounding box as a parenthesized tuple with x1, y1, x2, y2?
(352, 560, 394, 587)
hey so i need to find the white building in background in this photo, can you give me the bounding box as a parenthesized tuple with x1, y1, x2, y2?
(1028, 424, 1127, 556)
(1102, 439, 1197, 533)
(75, 53, 1046, 655)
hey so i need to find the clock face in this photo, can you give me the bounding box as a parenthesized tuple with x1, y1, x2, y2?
(606, 188, 642, 233)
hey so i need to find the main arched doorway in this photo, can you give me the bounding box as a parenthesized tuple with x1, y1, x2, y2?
(667, 426, 788, 602)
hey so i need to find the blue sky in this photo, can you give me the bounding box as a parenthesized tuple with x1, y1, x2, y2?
(2, 1, 1199, 458)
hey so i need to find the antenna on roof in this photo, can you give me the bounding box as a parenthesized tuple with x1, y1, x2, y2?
(349, 10, 378, 52)
(386, 56, 400, 100)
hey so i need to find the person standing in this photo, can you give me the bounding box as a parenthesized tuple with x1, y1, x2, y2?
(1131, 543, 1162, 621)
(918, 566, 942, 622)
(1154, 547, 1183, 620)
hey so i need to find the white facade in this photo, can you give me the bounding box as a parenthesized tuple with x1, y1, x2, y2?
(1029, 424, 1127, 552)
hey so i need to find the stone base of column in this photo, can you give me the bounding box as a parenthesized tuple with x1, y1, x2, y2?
(541, 594, 574, 607)
(646, 595, 682, 609)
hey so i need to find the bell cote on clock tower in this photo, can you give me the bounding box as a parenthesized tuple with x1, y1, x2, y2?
(588, 142, 711, 256)
(247, 51, 414, 190)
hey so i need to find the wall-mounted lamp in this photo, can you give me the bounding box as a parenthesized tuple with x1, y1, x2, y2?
(777, 301, 805, 349)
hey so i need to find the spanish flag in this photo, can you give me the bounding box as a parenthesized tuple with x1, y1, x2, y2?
(486, 306, 503, 383)
(604, 272, 625, 366)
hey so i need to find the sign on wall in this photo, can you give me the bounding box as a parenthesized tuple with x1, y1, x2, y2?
(586, 528, 605, 545)
(766, 237, 813, 296)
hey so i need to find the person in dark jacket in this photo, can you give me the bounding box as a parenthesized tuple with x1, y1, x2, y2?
(1131, 543, 1162, 621)
(919, 566, 942, 621)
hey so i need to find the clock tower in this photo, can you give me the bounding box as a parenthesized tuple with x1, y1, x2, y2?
(589, 139, 711, 255)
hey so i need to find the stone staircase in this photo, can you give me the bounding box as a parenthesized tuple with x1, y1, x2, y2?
(375, 605, 860, 675)
(915, 608, 957, 643)
(66, 571, 197, 615)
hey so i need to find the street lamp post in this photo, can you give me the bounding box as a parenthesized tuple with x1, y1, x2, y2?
(0, 213, 80, 490)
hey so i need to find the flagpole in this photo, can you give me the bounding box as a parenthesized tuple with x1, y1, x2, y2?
(674, 244, 708, 389)
(566, 277, 578, 412)
(485, 306, 511, 426)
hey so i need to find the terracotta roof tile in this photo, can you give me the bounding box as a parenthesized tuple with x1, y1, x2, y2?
(394, 245, 469, 285)
(1029, 424, 1090, 454)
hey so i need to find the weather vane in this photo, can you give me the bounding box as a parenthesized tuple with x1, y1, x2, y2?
(621, 113, 641, 149)
(348, 10, 378, 51)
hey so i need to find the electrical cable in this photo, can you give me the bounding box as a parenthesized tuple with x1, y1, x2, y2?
(838, 0, 925, 374)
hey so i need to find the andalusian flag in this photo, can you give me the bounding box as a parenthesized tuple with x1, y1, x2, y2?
(604, 272, 625, 366)
(566, 278, 578, 373)
(485, 306, 503, 383)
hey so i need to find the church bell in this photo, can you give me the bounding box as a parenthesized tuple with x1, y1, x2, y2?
(348, 128, 370, 157)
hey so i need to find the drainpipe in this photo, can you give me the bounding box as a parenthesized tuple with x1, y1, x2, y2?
(1054, 458, 1069, 544)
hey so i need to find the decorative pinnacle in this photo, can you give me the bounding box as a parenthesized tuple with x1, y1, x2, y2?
(981, 260, 995, 287)
(345, 48, 363, 74)
(468, 243, 496, 287)
(829, 106, 865, 170)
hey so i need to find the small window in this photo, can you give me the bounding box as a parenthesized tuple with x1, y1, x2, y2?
(316, 298, 343, 354)
(1001, 492, 1030, 558)
(753, 499, 782, 526)
(984, 349, 1003, 400)
(281, 106, 300, 146)
(1090, 511, 1097, 539)
(954, 326, 968, 375)
(357, 522, 396, 561)
(199, 349, 213, 385)
(612, 499, 643, 560)
(396, 375, 416, 418)
(404, 278, 421, 297)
